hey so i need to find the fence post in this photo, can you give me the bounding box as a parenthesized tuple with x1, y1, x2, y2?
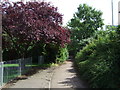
(0, 62, 3, 88)
(30, 57, 32, 69)
(38, 56, 44, 65)
(19, 59, 22, 76)
(21, 58, 25, 75)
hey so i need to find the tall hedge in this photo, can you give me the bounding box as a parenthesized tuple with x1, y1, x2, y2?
(75, 29, 120, 88)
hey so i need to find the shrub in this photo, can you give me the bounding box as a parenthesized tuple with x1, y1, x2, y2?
(56, 46, 69, 63)
(41, 44, 69, 64)
(75, 30, 120, 88)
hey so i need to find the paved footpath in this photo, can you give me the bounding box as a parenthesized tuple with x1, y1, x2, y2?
(5, 60, 87, 88)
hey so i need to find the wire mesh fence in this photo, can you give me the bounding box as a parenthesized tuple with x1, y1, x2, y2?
(0, 56, 44, 88)
(19, 57, 32, 75)
(3, 59, 20, 84)
(0, 57, 32, 87)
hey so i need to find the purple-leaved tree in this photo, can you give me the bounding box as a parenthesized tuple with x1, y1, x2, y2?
(2, 2, 70, 59)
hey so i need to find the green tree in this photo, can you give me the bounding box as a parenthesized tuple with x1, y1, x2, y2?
(67, 4, 104, 56)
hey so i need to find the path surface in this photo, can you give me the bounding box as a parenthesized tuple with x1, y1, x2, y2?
(7, 60, 86, 88)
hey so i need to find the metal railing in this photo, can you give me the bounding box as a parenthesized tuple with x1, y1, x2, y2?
(0, 57, 32, 88)
(0, 56, 44, 88)
(19, 57, 32, 75)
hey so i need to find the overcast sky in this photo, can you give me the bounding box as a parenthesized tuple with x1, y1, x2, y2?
(7, 0, 120, 26)
(43, 0, 120, 26)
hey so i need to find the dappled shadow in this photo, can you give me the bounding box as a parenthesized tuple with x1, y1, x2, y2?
(67, 68, 75, 73)
(58, 59, 88, 88)
(58, 69, 86, 88)
(58, 77, 85, 88)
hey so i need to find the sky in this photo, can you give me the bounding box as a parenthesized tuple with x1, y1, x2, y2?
(43, 0, 120, 26)
(6, 0, 120, 26)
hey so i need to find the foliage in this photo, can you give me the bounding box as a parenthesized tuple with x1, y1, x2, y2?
(117, 25, 120, 38)
(44, 44, 59, 63)
(67, 4, 104, 56)
(44, 44, 69, 63)
(32, 63, 58, 68)
(75, 29, 120, 88)
(106, 25, 117, 31)
(56, 46, 69, 63)
(2, 2, 70, 60)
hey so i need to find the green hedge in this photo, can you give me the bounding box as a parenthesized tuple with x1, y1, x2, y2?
(75, 35, 120, 88)
(56, 46, 69, 63)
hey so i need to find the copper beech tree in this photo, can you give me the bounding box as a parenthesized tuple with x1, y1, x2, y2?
(2, 2, 70, 59)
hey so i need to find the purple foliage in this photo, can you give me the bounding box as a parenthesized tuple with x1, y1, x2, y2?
(2, 1, 70, 49)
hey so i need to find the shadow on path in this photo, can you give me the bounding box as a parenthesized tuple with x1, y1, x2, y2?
(51, 59, 87, 88)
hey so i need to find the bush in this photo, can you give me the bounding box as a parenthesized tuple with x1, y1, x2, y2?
(75, 30, 120, 88)
(43, 44, 69, 64)
(44, 44, 59, 63)
(56, 46, 69, 63)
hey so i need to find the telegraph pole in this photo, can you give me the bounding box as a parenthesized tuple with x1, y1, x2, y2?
(0, 1, 2, 62)
(118, 1, 120, 25)
(111, 0, 114, 25)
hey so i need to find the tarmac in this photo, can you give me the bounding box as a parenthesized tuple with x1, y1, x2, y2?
(3, 59, 87, 89)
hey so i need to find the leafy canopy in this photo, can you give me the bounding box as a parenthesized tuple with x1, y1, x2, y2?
(2, 2, 70, 46)
(2, 2, 70, 59)
(67, 4, 104, 55)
